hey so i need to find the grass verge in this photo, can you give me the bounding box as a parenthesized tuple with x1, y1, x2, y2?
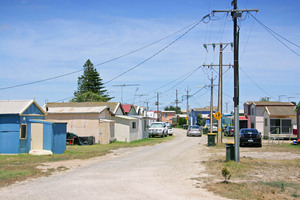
(0, 136, 174, 188)
(202, 143, 300, 200)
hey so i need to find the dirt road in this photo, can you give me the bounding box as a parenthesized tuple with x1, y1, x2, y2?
(0, 129, 226, 200)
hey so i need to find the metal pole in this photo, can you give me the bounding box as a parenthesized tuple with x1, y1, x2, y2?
(217, 44, 223, 143)
(232, 0, 240, 163)
(210, 73, 213, 134)
(156, 92, 159, 122)
(186, 88, 189, 126)
(176, 89, 179, 124)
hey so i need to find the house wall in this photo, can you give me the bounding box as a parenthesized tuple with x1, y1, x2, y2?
(0, 114, 20, 154)
(161, 112, 175, 125)
(255, 116, 264, 134)
(130, 119, 139, 141)
(113, 116, 130, 142)
(46, 112, 109, 143)
(99, 120, 115, 144)
(0, 114, 45, 154)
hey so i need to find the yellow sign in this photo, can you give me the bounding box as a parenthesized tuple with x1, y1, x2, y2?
(214, 111, 222, 121)
(185, 117, 189, 120)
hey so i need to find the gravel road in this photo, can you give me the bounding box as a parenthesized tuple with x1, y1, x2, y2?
(0, 128, 227, 200)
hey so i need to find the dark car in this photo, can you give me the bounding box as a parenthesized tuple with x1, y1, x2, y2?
(239, 128, 262, 147)
(224, 126, 234, 137)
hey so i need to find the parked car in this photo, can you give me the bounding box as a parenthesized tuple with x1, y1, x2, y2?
(224, 126, 235, 137)
(167, 125, 174, 136)
(239, 128, 262, 147)
(204, 124, 217, 133)
(187, 125, 202, 137)
(148, 122, 168, 138)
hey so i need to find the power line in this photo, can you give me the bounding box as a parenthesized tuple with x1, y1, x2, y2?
(0, 18, 207, 91)
(123, 65, 202, 103)
(104, 14, 211, 84)
(240, 67, 276, 100)
(249, 12, 300, 57)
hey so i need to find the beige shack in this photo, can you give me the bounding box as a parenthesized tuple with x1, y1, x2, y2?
(45, 102, 118, 144)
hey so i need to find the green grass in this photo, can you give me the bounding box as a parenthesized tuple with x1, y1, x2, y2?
(0, 136, 174, 187)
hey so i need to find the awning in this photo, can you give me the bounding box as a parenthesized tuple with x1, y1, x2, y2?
(239, 116, 247, 120)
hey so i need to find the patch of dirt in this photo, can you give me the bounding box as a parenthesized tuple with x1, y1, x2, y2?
(36, 147, 143, 174)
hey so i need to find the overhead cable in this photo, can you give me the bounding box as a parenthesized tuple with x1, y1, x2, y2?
(249, 12, 300, 57)
(0, 17, 208, 91)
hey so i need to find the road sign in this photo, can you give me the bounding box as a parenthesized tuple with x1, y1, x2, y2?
(185, 117, 189, 120)
(214, 111, 222, 121)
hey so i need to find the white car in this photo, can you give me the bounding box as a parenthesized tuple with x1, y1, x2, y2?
(148, 122, 168, 137)
(167, 125, 174, 136)
(204, 124, 218, 133)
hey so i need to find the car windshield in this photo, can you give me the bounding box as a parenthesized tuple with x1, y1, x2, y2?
(229, 127, 234, 130)
(168, 126, 172, 129)
(240, 129, 258, 134)
(190, 126, 200, 129)
(150, 123, 163, 128)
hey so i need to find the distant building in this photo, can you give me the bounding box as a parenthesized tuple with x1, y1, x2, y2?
(244, 101, 296, 138)
(161, 111, 176, 125)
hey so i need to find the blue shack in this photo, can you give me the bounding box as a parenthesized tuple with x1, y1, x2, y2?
(0, 100, 67, 154)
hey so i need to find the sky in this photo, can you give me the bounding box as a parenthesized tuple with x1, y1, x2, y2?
(0, 0, 299, 112)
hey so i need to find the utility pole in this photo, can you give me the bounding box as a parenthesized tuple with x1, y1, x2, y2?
(203, 43, 233, 143)
(144, 101, 149, 117)
(175, 89, 180, 124)
(113, 84, 140, 104)
(196, 80, 218, 133)
(225, 102, 229, 113)
(210, 73, 214, 134)
(212, 0, 259, 163)
(155, 92, 160, 121)
(278, 95, 286, 102)
(183, 88, 192, 126)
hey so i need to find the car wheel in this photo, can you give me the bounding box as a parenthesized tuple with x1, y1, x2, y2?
(258, 143, 262, 147)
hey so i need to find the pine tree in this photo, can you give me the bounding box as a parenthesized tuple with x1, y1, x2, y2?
(72, 59, 113, 102)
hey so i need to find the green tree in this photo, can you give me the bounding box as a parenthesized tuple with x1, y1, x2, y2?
(72, 59, 113, 102)
(164, 106, 182, 114)
(178, 118, 187, 126)
(196, 113, 206, 126)
(260, 97, 270, 102)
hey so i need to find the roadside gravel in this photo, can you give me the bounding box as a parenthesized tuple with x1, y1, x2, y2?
(0, 128, 227, 200)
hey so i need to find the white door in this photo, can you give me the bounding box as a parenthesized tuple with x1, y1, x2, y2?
(31, 123, 43, 150)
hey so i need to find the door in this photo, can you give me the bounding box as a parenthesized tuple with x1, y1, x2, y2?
(31, 123, 43, 150)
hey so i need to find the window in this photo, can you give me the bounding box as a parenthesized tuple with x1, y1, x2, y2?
(20, 124, 27, 139)
(270, 119, 292, 135)
(164, 114, 167, 118)
(132, 122, 136, 129)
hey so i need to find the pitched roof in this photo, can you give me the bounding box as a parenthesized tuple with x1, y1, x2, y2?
(47, 105, 108, 114)
(192, 106, 218, 112)
(247, 101, 294, 106)
(161, 110, 176, 113)
(0, 100, 45, 115)
(122, 104, 133, 113)
(265, 106, 296, 116)
(45, 102, 121, 114)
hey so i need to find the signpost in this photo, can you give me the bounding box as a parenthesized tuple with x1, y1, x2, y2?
(214, 111, 222, 121)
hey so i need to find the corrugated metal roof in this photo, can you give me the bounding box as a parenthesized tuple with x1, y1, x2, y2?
(192, 106, 218, 112)
(47, 106, 108, 114)
(251, 101, 294, 106)
(0, 100, 33, 114)
(45, 102, 120, 114)
(114, 115, 138, 120)
(265, 106, 296, 116)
